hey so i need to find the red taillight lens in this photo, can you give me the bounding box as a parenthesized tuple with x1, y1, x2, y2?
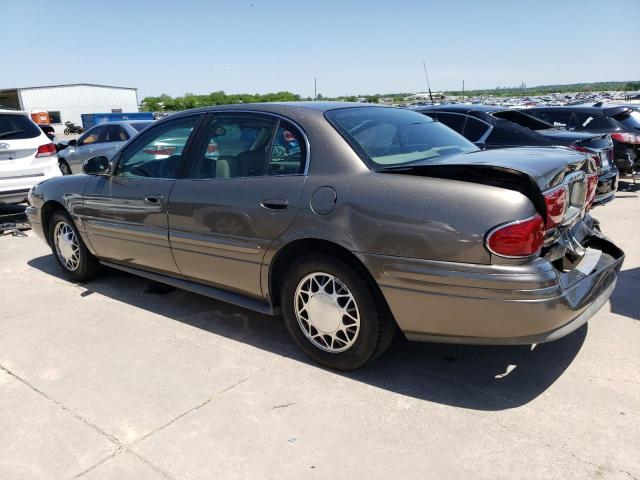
(486, 214, 545, 258)
(142, 145, 176, 156)
(611, 132, 640, 144)
(570, 144, 600, 166)
(36, 143, 56, 157)
(543, 185, 568, 229)
(585, 174, 598, 209)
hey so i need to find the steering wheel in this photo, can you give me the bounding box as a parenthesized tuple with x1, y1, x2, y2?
(130, 165, 150, 177)
(270, 163, 285, 175)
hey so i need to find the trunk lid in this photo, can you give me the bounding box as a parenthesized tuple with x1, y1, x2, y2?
(415, 146, 588, 190)
(380, 146, 596, 239)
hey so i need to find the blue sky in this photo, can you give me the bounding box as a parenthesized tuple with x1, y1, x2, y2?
(1, 0, 639, 99)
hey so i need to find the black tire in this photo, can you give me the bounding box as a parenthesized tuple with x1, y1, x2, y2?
(48, 210, 99, 282)
(59, 159, 72, 175)
(63, 128, 70, 135)
(280, 254, 396, 370)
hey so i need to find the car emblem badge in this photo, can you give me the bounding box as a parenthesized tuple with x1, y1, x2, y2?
(0, 143, 10, 150)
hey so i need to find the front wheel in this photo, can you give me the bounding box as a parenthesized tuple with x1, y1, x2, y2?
(49, 210, 99, 282)
(63, 128, 70, 135)
(59, 159, 72, 175)
(281, 254, 396, 370)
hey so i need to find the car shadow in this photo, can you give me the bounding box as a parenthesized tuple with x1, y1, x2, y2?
(28, 254, 587, 411)
(617, 179, 640, 195)
(609, 267, 640, 321)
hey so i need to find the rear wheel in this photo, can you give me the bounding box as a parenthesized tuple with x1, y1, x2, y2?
(281, 254, 396, 370)
(58, 159, 72, 175)
(49, 210, 99, 282)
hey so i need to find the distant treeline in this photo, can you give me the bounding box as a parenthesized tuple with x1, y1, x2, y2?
(140, 80, 640, 111)
(140, 91, 306, 111)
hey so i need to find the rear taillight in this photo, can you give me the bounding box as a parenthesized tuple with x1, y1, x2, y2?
(486, 214, 545, 258)
(611, 132, 640, 144)
(570, 144, 600, 166)
(36, 143, 56, 157)
(543, 184, 568, 229)
(585, 174, 598, 209)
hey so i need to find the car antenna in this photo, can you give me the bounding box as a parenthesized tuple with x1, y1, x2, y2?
(422, 61, 437, 119)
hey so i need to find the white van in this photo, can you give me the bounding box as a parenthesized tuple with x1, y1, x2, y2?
(0, 109, 61, 204)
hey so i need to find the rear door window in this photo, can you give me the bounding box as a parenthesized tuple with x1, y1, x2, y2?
(186, 114, 278, 179)
(269, 122, 306, 175)
(433, 112, 466, 134)
(78, 126, 105, 146)
(463, 117, 491, 142)
(0, 114, 41, 140)
(103, 125, 130, 142)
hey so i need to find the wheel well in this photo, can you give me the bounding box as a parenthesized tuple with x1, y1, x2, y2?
(269, 238, 384, 309)
(40, 200, 66, 245)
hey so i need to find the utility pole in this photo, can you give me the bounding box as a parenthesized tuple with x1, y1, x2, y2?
(314, 77, 317, 101)
(462, 80, 465, 102)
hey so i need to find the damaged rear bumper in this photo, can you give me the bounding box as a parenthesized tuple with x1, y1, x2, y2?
(358, 221, 624, 345)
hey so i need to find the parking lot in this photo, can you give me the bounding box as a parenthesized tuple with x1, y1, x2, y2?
(0, 182, 638, 480)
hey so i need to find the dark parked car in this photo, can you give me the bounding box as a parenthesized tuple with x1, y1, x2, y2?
(523, 104, 640, 175)
(37, 123, 56, 142)
(412, 104, 619, 205)
(26, 103, 624, 370)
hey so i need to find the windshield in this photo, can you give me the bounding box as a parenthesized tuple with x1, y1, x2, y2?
(0, 113, 42, 140)
(326, 107, 478, 169)
(131, 121, 153, 132)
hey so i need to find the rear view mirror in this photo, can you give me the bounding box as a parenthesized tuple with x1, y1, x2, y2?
(83, 156, 110, 176)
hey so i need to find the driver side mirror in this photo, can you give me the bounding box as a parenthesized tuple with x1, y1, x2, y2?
(68, 139, 77, 147)
(83, 156, 110, 176)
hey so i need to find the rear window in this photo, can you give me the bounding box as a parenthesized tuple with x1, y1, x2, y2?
(326, 107, 477, 168)
(493, 110, 553, 130)
(0, 114, 42, 140)
(613, 111, 640, 130)
(131, 122, 153, 132)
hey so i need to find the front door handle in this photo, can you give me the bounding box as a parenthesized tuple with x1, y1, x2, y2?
(144, 195, 163, 205)
(260, 198, 289, 210)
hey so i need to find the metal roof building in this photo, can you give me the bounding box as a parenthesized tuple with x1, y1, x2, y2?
(0, 83, 139, 132)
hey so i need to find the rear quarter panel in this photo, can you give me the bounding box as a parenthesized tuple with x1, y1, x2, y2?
(267, 169, 538, 266)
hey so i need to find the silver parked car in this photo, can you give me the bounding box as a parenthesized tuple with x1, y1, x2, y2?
(57, 120, 153, 174)
(27, 103, 624, 370)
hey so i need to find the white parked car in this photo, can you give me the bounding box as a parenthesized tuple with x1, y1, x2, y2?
(0, 109, 61, 204)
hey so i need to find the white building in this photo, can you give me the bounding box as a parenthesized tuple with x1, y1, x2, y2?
(0, 83, 139, 133)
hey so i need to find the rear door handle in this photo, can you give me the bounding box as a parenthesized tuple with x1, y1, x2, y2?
(260, 198, 289, 210)
(144, 195, 163, 205)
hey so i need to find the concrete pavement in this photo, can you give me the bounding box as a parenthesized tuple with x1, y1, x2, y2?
(0, 181, 639, 479)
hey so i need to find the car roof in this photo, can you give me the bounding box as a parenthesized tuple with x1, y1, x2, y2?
(92, 120, 154, 127)
(413, 104, 507, 114)
(177, 101, 388, 116)
(529, 104, 631, 117)
(0, 109, 28, 115)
